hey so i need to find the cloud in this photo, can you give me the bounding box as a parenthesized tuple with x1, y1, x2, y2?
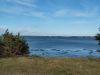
(0, 7, 45, 18)
(0, 6, 25, 14)
(0, 0, 99, 18)
(0, 0, 45, 18)
(23, 11, 45, 18)
(6, 0, 36, 7)
(51, 0, 99, 17)
(53, 7, 98, 17)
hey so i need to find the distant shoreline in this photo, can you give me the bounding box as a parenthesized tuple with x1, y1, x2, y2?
(22, 36, 95, 38)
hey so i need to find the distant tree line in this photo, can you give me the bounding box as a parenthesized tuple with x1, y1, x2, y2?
(0, 29, 29, 57)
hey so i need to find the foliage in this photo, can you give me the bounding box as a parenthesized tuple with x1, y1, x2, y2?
(0, 37, 5, 57)
(0, 29, 29, 57)
(95, 28, 100, 45)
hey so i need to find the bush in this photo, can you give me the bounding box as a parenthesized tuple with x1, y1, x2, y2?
(95, 33, 100, 45)
(95, 27, 100, 45)
(0, 29, 29, 57)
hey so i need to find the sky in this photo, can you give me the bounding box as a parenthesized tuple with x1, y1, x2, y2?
(0, 0, 100, 36)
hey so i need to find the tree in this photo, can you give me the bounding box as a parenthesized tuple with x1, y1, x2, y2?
(95, 27, 100, 45)
(95, 33, 100, 45)
(0, 29, 29, 57)
(0, 37, 5, 57)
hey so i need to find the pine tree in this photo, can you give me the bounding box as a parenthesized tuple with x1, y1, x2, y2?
(0, 29, 29, 57)
(0, 37, 5, 57)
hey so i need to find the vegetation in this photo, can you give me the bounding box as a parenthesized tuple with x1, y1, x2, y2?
(95, 28, 100, 52)
(95, 28, 100, 45)
(0, 29, 100, 75)
(95, 34, 100, 45)
(0, 29, 29, 57)
(0, 57, 100, 75)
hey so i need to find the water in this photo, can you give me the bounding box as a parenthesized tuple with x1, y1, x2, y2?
(24, 36, 100, 57)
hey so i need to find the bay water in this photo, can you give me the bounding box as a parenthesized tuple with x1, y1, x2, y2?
(24, 36, 100, 57)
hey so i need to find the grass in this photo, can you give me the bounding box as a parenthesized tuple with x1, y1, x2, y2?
(0, 56, 100, 75)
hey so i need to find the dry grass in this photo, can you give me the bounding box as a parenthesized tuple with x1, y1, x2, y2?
(0, 57, 100, 75)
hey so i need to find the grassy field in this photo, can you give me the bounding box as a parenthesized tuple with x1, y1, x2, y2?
(0, 56, 100, 75)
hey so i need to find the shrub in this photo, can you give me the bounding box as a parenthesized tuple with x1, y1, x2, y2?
(0, 29, 29, 57)
(95, 27, 100, 45)
(95, 33, 100, 45)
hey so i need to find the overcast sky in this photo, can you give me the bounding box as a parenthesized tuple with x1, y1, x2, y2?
(0, 0, 100, 36)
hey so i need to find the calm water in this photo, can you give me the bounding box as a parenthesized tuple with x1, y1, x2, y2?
(24, 36, 100, 57)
